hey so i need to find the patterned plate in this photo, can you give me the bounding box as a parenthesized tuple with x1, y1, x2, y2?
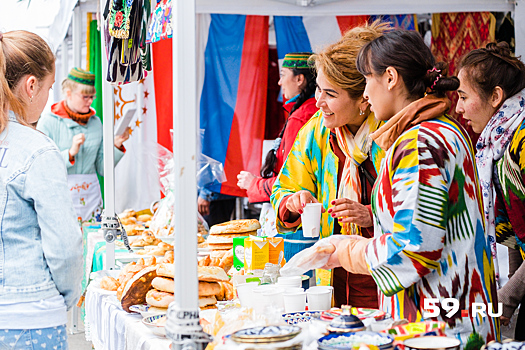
(320, 308, 387, 321)
(282, 311, 322, 325)
(231, 325, 301, 343)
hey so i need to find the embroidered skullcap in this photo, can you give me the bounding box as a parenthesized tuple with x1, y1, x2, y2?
(282, 52, 313, 69)
(68, 67, 95, 86)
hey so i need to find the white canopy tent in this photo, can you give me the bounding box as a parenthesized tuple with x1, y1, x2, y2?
(3, 0, 524, 346)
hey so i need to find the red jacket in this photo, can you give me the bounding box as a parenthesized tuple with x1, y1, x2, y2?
(246, 97, 318, 203)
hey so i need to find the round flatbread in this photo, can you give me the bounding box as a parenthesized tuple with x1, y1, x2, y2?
(199, 295, 217, 308)
(146, 289, 174, 308)
(152, 276, 174, 293)
(207, 243, 233, 250)
(157, 263, 175, 279)
(209, 219, 261, 235)
(207, 232, 255, 244)
(199, 281, 221, 297)
(198, 266, 229, 282)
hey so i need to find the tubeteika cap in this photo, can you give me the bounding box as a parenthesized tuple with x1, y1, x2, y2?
(68, 67, 95, 86)
(282, 52, 313, 69)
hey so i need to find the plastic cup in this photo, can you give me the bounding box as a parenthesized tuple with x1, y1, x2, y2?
(283, 291, 307, 313)
(301, 203, 322, 238)
(236, 282, 259, 309)
(306, 289, 332, 311)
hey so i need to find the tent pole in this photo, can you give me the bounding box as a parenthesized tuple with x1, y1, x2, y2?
(72, 5, 82, 68)
(99, 0, 116, 270)
(166, 0, 210, 348)
(515, 1, 525, 61)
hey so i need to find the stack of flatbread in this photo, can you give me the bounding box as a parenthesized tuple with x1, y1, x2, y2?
(146, 265, 232, 310)
(201, 219, 261, 272)
(206, 219, 260, 251)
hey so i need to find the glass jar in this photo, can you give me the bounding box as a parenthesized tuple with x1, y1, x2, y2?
(260, 263, 281, 285)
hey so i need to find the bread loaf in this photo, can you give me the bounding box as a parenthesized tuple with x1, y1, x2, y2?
(120, 265, 158, 312)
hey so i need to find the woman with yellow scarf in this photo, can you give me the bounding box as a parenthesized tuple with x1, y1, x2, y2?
(271, 21, 388, 308)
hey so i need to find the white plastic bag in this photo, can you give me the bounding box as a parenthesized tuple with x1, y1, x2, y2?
(279, 235, 355, 276)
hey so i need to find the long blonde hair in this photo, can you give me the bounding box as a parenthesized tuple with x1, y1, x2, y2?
(310, 21, 390, 99)
(0, 30, 55, 132)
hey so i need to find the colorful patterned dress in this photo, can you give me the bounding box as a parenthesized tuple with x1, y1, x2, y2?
(494, 118, 525, 257)
(366, 115, 499, 344)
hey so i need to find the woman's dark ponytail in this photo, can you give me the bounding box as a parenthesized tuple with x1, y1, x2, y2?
(260, 67, 317, 178)
(289, 68, 317, 114)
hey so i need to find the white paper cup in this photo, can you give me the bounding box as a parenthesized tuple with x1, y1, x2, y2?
(301, 203, 322, 237)
(306, 289, 332, 311)
(283, 291, 307, 313)
(307, 286, 334, 299)
(277, 276, 302, 288)
(262, 290, 285, 311)
(236, 282, 259, 309)
(282, 287, 304, 294)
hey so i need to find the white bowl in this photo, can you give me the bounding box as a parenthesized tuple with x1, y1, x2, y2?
(142, 314, 167, 337)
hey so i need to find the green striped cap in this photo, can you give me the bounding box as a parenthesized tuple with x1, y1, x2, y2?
(282, 52, 313, 69)
(68, 67, 95, 86)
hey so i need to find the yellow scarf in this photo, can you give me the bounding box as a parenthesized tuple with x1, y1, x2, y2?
(335, 112, 381, 235)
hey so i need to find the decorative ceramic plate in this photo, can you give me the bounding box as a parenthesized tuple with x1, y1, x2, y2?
(231, 325, 301, 343)
(142, 314, 166, 337)
(282, 311, 322, 325)
(318, 331, 394, 350)
(380, 321, 446, 342)
(320, 308, 387, 321)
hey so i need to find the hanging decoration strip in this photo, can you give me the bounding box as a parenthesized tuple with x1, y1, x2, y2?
(104, 0, 152, 84)
(146, 0, 172, 44)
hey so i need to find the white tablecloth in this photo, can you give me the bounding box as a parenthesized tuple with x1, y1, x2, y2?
(85, 284, 171, 350)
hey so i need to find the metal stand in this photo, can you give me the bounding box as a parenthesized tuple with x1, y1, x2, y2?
(166, 307, 212, 350)
(101, 213, 133, 252)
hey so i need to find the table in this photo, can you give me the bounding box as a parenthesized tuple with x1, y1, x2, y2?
(85, 282, 171, 350)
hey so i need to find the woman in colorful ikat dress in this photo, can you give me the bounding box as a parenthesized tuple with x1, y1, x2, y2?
(272, 21, 390, 308)
(456, 41, 525, 340)
(322, 30, 499, 344)
(237, 52, 318, 237)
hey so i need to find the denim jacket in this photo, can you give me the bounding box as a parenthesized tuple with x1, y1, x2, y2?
(0, 112, 83, 309)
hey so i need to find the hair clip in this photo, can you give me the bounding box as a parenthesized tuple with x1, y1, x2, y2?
(431, 75, 442, 90)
